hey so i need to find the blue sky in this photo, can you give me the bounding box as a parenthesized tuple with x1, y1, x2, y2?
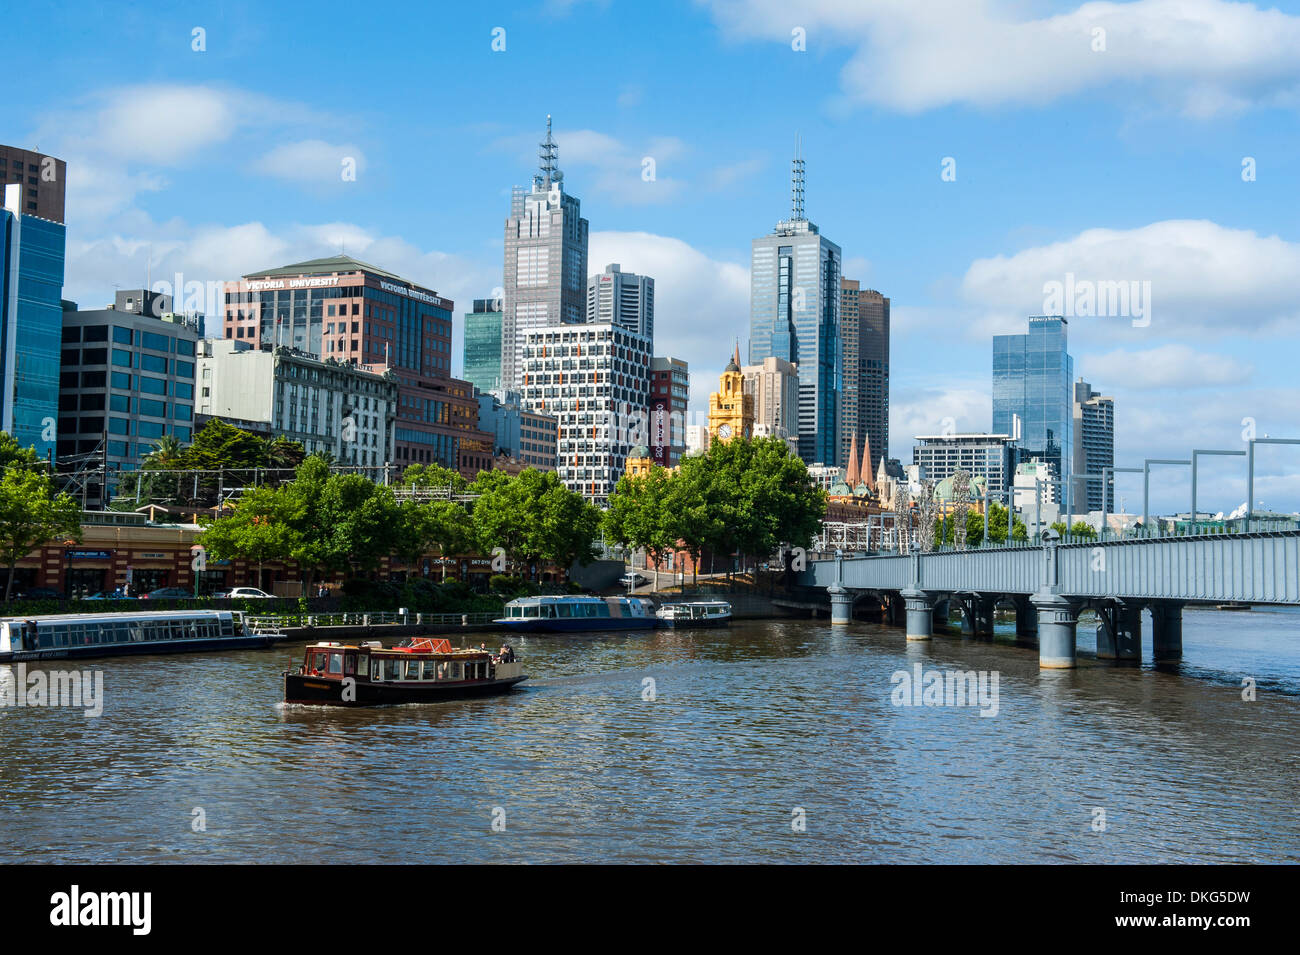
(7, 0, 1300, 514)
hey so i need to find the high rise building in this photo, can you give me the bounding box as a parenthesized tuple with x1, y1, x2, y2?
(649, 357, 688, 467)
(912, 433, 1017, 499)
(476, 389, 558, 472)
(587, 263, 653, 339)
(992, 316, 1074, 507)
(742, 355, 800, 445)
(221, 255, 486, 471)
(519, 322, 651, 504)
(59, 290, 200, 504)
(462, 297, 503, 393)
(749, 147, 841, 466)
(1072, 378, 1115, 512)
(840, 279, 890, 477)
(501, 116, 589, 390)
(2, 167, 66, 462)
(0, 145, 66, 222)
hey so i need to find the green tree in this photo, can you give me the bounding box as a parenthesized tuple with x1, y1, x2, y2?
(0, 467, 82, 600)
(0, 432, 43, 471)
(401, 462, 468, 494)
(604, 468, 678, 584)
(472, 468, 600, 579)
(200, 485, 300, 587)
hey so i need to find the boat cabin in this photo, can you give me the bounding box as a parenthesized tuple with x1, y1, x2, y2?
(298, 637, 522, 685)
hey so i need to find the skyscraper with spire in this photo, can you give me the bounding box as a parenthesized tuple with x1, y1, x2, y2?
(501, 115, 589, 391)
(748, 139, 842, 466)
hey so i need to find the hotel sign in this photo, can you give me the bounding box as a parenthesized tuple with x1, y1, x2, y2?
(66, 549, 112, 560)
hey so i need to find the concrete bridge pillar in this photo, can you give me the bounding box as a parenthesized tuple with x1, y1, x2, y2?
(1097, 603, 1141, 661)
(1012, 596, 1038, 643)
(1031, 592, 1080, 669)
(1150, 601, 1184, 663)
(902, 588, 937, 641)
(958, 596, 996, 638)
(829, 583, 853, 625)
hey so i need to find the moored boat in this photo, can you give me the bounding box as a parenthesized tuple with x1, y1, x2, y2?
(655, 600, 732, 629)
(495, 594, 656, 632)
(0, 610, 283, 662)
(283, 637, 526, 706)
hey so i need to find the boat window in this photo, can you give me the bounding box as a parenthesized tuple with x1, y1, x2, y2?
(371, 660, 383, 681)
(356, 653, 368, 676)
(451, 662, 462, 680)
(342, 654, 356, 676)
(404, 660, 421, 680)
(385, 659, 402, 681)
(543, 604, 556, 618)
(523, 605, 538, 618)
(597, 603, 610, 617)
(557, 603, 572, 617)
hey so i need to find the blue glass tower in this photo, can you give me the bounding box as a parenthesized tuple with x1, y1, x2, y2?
(993, 316, 1074, 507)
(749, 149, 840, 466)
(2, 181, 65, 462)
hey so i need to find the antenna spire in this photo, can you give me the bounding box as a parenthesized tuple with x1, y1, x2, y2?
(537, 114, 561, 190)
(791, 134, 806, 222)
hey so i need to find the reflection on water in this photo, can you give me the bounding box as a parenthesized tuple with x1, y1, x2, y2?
(1, 608, 1298, 863)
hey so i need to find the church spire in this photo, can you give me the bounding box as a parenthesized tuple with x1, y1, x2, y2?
(845, 433, 860, 487)
(863, 433, 875, 490)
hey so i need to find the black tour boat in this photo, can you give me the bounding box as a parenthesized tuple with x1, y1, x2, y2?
(283, 637, 526, 707)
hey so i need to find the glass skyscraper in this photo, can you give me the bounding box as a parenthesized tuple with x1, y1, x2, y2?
(2, 180, 65, 462)
(749, 153, 841, 466)
(992, 316, 1074, 507)
(463, 298, 503, 393)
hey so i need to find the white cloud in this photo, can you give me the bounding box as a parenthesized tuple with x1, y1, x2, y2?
(589, 230, 749, 411)
(888, 381, 992, 457)
(700, 0, 1300, 115)
(959, 219, 1300, 342)
(253, 140, 367, 185)
(1080, 344, 1254, 389)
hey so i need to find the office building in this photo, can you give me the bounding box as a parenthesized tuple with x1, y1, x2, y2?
(742, 354, 800, 447)
(684, 424, 709, 457)
(2, 170, 66, 461)
(501, 116, 589, 390)
(197, 338, 397, 470)
(1072, 378, 1115, 512)
(992, 316, 1074, 506)
(221, 254, 483, 470)
(749, 149, 841, 465)
(587, 263, 653, 339)
(0, 145, 66, 223)
(519, 322, 651, 504)
(649, 357, 688, 467)
(59, 290, 200, 504)
(462, 298, 503, 393)
(912, 433, 1017, 499)
(476, 389, 558, 472)
(840, 279, 890, 477)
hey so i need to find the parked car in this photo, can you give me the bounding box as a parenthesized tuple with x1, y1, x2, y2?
(84, 590, 127, 600)
(619, 572, 649, 587)
(142, 587, 194, 600)
(226, 587, 275, 599)
(17, 588, 66, 600)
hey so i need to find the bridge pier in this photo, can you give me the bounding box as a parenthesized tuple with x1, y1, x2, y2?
(1012, 596, 1038, 643)
(956, 595, 995, 638)
(884, 592, 906, 627)
(1150, 601, 1184, 663)
(1096, 602, 1141, 661)
(1031, 592, 1081, 669)
(829, 583, 852, 625)
(901, 588, 936, 641)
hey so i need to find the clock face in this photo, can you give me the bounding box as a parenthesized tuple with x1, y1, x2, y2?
(718, 424, 732, 439)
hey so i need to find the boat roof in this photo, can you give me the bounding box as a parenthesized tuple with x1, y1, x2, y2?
(306, 641, 491, 657)
(1, 610, 238, 624)
(505, 594, 638, 605)
(660, 600, 730, 607)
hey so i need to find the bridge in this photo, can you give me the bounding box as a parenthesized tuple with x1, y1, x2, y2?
(800, 530, 1300, 669)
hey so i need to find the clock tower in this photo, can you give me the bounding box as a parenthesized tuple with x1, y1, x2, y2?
(708, 344, 754, 443)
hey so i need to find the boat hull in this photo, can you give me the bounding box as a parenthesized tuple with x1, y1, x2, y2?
(284, 672, 527, 706)
(0, 633, 282, 664)
(492, 617, 657, 633)
(656, 616, 731, 629)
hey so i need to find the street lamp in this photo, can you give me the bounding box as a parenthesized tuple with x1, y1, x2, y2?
(1143, 459, 1190, 538)
(1190, 449, 1245, 534)
(1246, 438, 1300, 530)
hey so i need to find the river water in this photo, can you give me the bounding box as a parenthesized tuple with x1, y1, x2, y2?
(2, 608, 1298, 863)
